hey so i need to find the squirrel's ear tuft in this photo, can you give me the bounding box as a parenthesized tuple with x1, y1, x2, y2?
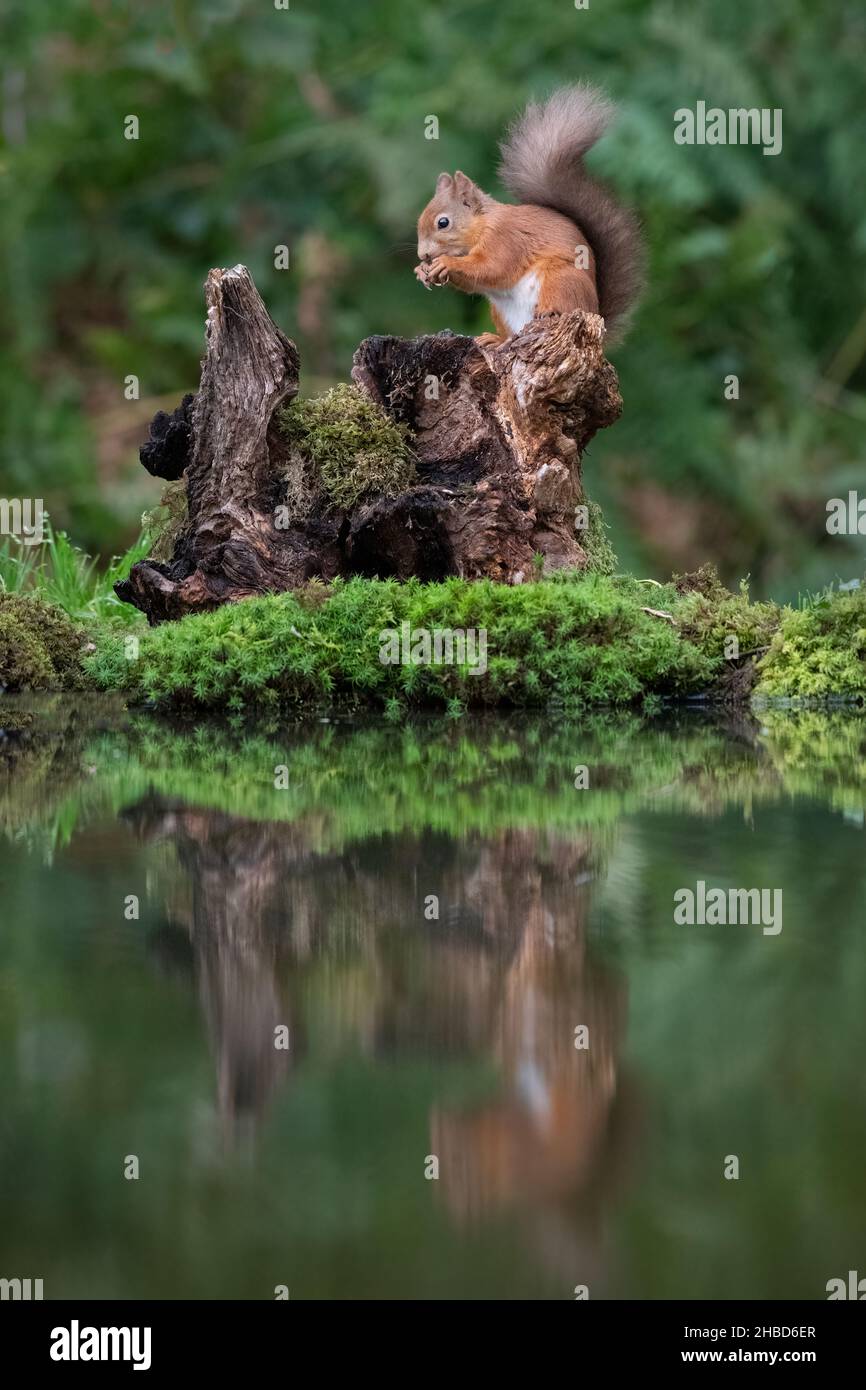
(454, 170, 485, 209)
(436, 172, 454, 192)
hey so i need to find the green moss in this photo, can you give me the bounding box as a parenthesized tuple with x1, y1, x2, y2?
(32, 562, 861, 714)
(674, 569, 779, 663)
(141, 480, 189, 564)
(580, 499, 618, 575)
(85, 571, 730, 713)
(277, 384, 416, 513)
(0, 593, 90, 692)
(756, 583, 866, 702)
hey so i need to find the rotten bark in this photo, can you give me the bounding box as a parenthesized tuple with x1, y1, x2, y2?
(117, 264, 622, 624)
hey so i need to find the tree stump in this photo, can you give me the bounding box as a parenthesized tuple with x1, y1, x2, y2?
(117, 264, 622, 624)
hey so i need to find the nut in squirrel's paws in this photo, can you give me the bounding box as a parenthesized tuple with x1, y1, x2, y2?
(415, 257, 449, 288)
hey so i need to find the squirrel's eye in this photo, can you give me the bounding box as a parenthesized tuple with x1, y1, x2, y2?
(436, 215, 450, 230)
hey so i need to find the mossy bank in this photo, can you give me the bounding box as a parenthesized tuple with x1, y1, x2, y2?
(0, 593, 92, 694)
(3, 565, 863, 715)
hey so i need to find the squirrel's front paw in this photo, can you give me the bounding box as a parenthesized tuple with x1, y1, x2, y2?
(425, 255, 450, 286)
(415, 258, 449, 287)
(415, 257, 449, 288)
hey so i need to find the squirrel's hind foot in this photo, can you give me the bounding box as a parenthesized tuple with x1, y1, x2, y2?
(475, 332, 505, 349)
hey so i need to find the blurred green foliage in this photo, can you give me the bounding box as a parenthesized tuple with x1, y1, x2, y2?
(1, 0, 865, 593)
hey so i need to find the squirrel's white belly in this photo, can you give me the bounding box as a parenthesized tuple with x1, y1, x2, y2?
(487, 271, 541, 333)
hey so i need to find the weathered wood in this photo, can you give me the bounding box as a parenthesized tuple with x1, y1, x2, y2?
(118, 265, 623, 623)
(350, 311, 621, 581)
(117, 265, 313, 622)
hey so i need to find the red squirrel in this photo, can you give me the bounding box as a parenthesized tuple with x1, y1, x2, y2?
(415, 84, 644, 345)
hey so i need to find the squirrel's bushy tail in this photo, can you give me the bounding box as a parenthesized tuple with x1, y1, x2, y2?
(499, 83, 644, 340)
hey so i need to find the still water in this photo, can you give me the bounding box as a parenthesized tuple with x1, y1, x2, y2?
(1, 698, 864, 1300)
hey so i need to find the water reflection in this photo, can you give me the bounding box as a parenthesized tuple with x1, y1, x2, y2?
(126, 796, 299, 1151)
(126, 796, 630, 1234)
(424, 835, 633, 1290)
(2, 699, 865, 1298)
